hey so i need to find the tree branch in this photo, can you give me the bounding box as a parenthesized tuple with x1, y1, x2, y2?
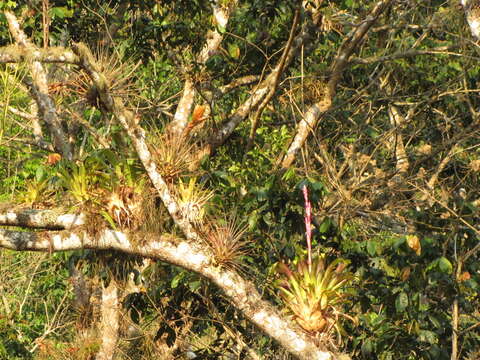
(202, 17, 314, 156)
(0, 227, 344, 360)
(349, 45, 460, 65)
(4, 12, 73, 160)
(0, 209, 85, 230)
(246, 9, 300, 152)
(281, 0, 394, 168)
(71, 42, 202, 243)
(0, 44, 79, 64)
(168, 0, 238, 137)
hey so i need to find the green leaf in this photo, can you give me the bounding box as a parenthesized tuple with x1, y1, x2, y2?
(50, 6, 73, 18)
(171, 272, 186, 289)
(437, 257, 452, 274)
(395, 292, 408, 313)
(367, 240, 378, 256)
(418, 330, 438, 344)
(428, 315, 442, 329)
(393, 236, 406, 250)
(282, 167, 295, 181)
(228, 43, 240, 59)
(188, 280, 201, 292)
(318, 218, 331, 234)
(361, 338, 374, 356)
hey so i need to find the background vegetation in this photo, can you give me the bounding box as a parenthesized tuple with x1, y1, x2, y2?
(0, 0, 479, 359)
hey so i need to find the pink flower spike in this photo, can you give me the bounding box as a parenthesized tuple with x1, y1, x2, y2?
(302, 185, 312, 271)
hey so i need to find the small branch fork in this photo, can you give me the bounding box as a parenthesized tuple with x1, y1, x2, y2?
(168, 0, 238, 137)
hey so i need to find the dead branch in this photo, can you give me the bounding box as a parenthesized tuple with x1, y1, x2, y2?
(246, 9, 300, 152)
(202, 17, 314, 156)
(349, 45, 461, 65)
(281, 0, 394, 168)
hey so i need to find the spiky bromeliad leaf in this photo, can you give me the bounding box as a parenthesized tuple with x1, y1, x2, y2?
(275, 256, 354, 340)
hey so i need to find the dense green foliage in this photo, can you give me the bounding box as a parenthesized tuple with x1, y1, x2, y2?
(1, 0, 479, 359)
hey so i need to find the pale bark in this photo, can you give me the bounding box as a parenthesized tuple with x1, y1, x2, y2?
(95, 281, 120, 360)
(0, 15, 351, 359)
(4, 12, 73, 160)
(168, 1, 238, 137)
(71, 42, 202, 243)
(246, 9, 300, 151)
(281, 0, 393, 168)
(0, 209, 84, 229)
(0, 44, 79, 64)
(203, 21, 313, 156)
(0, 227, 345, 360)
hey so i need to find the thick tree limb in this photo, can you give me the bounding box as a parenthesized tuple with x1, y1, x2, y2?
(0, 228, 345, 360)
(0, 209, 84, 229)
(281, 0, 393, 168)
(4, 11, 73, 160)
(96, 281, 120, 360)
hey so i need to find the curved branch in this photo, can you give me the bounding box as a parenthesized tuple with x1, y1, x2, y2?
(281, 0, 393, 168)
(0, 228, 345, 360)
(202, 19, 314, 156)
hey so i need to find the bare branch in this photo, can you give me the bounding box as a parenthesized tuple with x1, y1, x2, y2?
(281, 0, 394, 168)
(246, 9, 300, 152)
(202, 19, 314, 156)
(219, 75, 262, 95)
(349, 45, 461, 65)
(0, 44, 79, 64)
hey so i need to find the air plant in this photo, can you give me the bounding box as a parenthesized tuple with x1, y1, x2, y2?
(101, 156, 147, 230)
(149, 132, 195, 182)
(69, 45, 140, 110)
(104, 185, 143, 229)
(276, 185, 354, 343)
(177, 177, 213, 226)
(204, 215, 250, 271)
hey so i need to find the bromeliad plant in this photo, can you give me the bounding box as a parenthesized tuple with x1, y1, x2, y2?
(276, 185, 354, 344)
(276, 256, 354, 338)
